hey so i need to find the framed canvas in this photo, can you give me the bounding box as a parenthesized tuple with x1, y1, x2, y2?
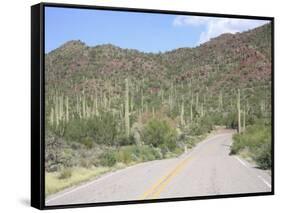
(31, 2, 274, 210)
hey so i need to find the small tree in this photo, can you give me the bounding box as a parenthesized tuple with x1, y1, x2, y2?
(143, 118, 177, 151)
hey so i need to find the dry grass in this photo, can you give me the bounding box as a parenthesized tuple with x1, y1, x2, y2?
(45, 163, 126, 197)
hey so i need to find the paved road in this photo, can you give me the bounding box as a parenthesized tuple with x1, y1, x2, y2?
(46, 130, 271, 206)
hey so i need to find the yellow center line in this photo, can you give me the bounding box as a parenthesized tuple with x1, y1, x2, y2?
(139, 157, 192, 200)
(139, 134, 223, 200)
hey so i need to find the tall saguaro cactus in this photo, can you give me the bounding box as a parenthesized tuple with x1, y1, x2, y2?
(243, 107, 246, 132)
(200, 104, 204, 117)
(50, 107, 54, 126)
(125, 78, 130, 137)
(55, 95, 59, 126)
(180, 101, 185, 126)
(65, 96, 69, 122)
(82, 91, 86, 118)
(95, 93, 99, 116)
(195, 92, 199, 111)
(141, 89, 144, 113)
(190, 103, 193, 122)
(219, 91, 223, 111)
(237, 89, 241, 133)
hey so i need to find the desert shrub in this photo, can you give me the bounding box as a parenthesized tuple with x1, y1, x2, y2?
(87, 113, 118, 146)
(79, 158, 92, 168)
(115, 134, 135, 146)
(254, 142, 271, 169)
(45, 131, 72, 172)
(65, 119, 89, 142)
(135, 146, 161, 161)
(210, 112, 224, 126)
(173, 147, 184, 155)
(115, 145, 163, 164)
(116, 147, 133, 164)
(151, 147, 163, 160)
(225, 112, 238, 129)
(60, 149, 75, 168)
(142, 118, 177, 152)
(99, 150, 117, 167)
(65, 113, 118, 147)
(230, 134, 243, 155)
(58, 168, 72, 179)
(189, 116, 213, 136)
(231, 122, 271, 169)
(81, 136, 93, 149)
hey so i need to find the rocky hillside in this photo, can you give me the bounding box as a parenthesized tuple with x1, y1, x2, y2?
(45, 24, 271, 97)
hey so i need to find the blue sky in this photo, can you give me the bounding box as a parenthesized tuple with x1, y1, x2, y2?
(45, 7, 268, 53)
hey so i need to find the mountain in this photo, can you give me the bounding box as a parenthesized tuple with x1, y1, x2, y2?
(45, 24, 271, 97)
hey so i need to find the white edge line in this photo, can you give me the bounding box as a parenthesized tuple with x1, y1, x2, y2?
(234, 156, 248, 168)
(46, 166, 133, 203)
(234, 156, 271, 189)
(46, 175, 107, 203)
(46, 159, 164, 203)
(257, 175, 272, 188)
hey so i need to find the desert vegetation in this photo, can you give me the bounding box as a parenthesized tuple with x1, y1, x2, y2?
(45, 23, 272, 195)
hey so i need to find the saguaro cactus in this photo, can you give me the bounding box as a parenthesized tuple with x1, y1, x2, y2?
(65, 96, 69, 122)
(141, 89, 144, 113)
(190, 103, 193, 122)
(180, 101, 185, 126)
(50, 107, 54, 126)
(125, 78, 130, 137)
(55, 96, 59, 126)
(59, 95, 63, 122)
(190, 93, 193, 122)
(82, 95, 86, 118)
(200, 104, 204, 117)
(243, 107, 246, 132)
(237, 89, 241, 133)
(195, 93, 199, 111)
(130, 95, 134, 112)
(95, 93, 99, 116)
(219, 91, 223, 111)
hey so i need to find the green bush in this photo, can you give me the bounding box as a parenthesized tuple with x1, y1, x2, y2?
(65, 119, 89, 142)
(58, 168, 72, 179)
(99, 150, 117, 167)
(116, 134, 135, 146)
(225, 112, 238, 129)
(81, 136, 93, 149)
(136, 146, 161, 161)
(230, 134, 243, 155)
(115, 145, 163, 164)
(45, 131, 73, 172)
(190, 116, 213, 136)
(231, 122, 271, 169)
(143, 119, 177, 152)
(65, 113, 118, 147)
(254, 142, 271, 169)
(87, 113, 118, 146)
(116, 148, 133, 164)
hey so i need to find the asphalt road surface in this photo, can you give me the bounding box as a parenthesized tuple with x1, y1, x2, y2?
(46, 130, 271, 206)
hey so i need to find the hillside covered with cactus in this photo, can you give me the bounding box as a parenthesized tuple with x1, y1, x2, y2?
(45, 23, 272, 195)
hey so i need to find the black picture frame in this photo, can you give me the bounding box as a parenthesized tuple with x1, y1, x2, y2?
(31, 2, 274, 210)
